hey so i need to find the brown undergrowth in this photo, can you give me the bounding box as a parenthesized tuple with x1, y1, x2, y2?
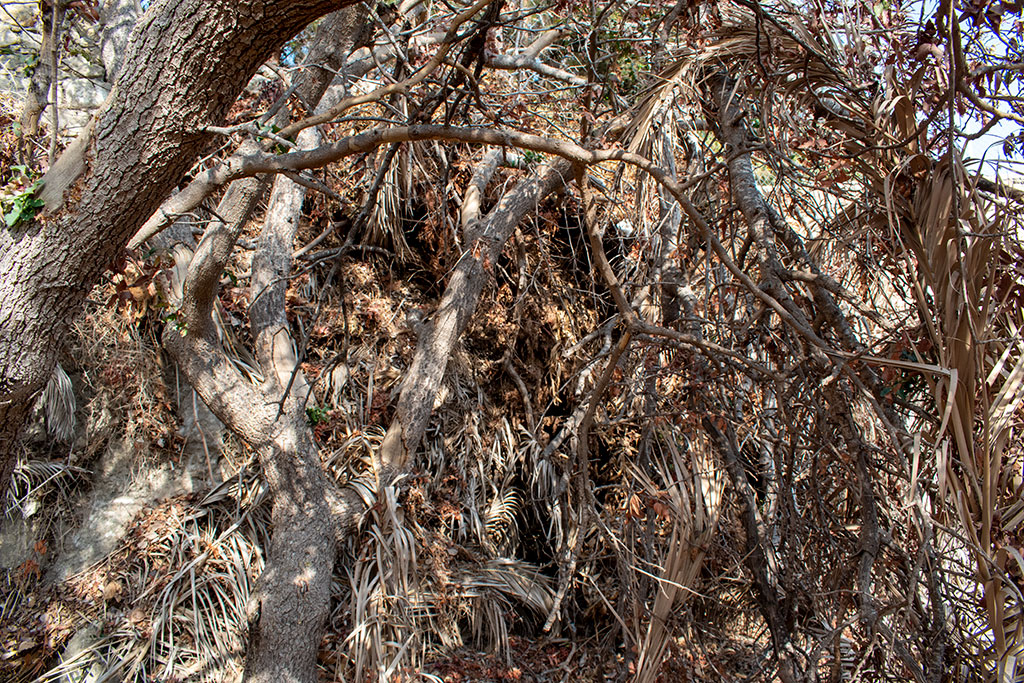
(6, 1, 1024, 680)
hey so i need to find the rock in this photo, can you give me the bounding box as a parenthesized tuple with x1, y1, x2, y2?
(0, 26, 30, 47)
(0, 3, 110, 141)
(1, 2, 40, 27)
(48, 433, 210, 584)
(0, 514, 37, 570)
(59, 78, 109, 110)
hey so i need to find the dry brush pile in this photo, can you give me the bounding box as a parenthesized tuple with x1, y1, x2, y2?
(3, 0, 1024, 681)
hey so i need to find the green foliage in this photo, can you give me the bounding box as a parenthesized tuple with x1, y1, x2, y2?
(614, 49, 645, 96)
(256, 123, 291, 154)
(163, 311, 188, 336)
(257, 122, 279, 137)
(306, 405, 329, 426)
(22, 51, 39, 77)
(522, 149, 544, 165)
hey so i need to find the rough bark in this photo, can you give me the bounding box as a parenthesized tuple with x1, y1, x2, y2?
(160, 11, 375, 676)
(250, 143, 320, 401)
(176, 6, 359, 327)
(129, 3, 367, 249)
(163, 324, 346, 683)
(243, 119, 332, 682)
(0, 0, 353, 499)
(242, 425, 336, 683)
(710, 77, 817, 344)
(163, 161, 338, 683)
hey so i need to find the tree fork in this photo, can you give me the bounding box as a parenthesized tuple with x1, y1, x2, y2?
(157, 12, 367, 678)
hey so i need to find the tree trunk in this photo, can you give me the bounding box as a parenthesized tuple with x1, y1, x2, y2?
(243, 421, 337, 683)
(161, 23, 359, 675)
(163, 326, 343, 682)
(0, 0, 352, 499)
(17, 1, 62, 162)
(244, 121, 333, 683)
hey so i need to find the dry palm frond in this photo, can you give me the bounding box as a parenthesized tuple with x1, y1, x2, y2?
(482, 482, 520, 553)
(33, 474, 269, 683)
(630, 430, 725, 683)
(624, 61, 691, 157)
(334, 400, 556, 678)
(324, 424, 385, 481)
(458, 558, 555, 616)
(18, 2, 1024, 680)
(451, 558, 555, 660)
(40, 362, 76, 443)
(344, 481, 423, 682)
(882, 134, 1024, 671)
(145, 516, 262, 682)
(4, 459, 85, 518)
(365, 145, 412, 262)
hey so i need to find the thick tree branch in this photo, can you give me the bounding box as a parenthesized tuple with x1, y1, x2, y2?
(158, 14, 370, 680)
(145, 119, 928, 384)
(163, 328, 275, 445)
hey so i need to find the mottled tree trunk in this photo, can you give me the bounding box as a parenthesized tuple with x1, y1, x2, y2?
(17, 2, 62, 163)
(243, 118, 334, 682)
(158, 13, 364, 678)
(378, 159, 574, 467)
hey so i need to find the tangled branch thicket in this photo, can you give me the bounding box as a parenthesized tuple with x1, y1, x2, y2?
(4, 0, 1024, 680)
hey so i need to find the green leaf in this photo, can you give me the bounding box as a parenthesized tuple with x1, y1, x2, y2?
(5, 207, 22, 227)
(306, 406, 329, 426)
(2, 181, 46, 228)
